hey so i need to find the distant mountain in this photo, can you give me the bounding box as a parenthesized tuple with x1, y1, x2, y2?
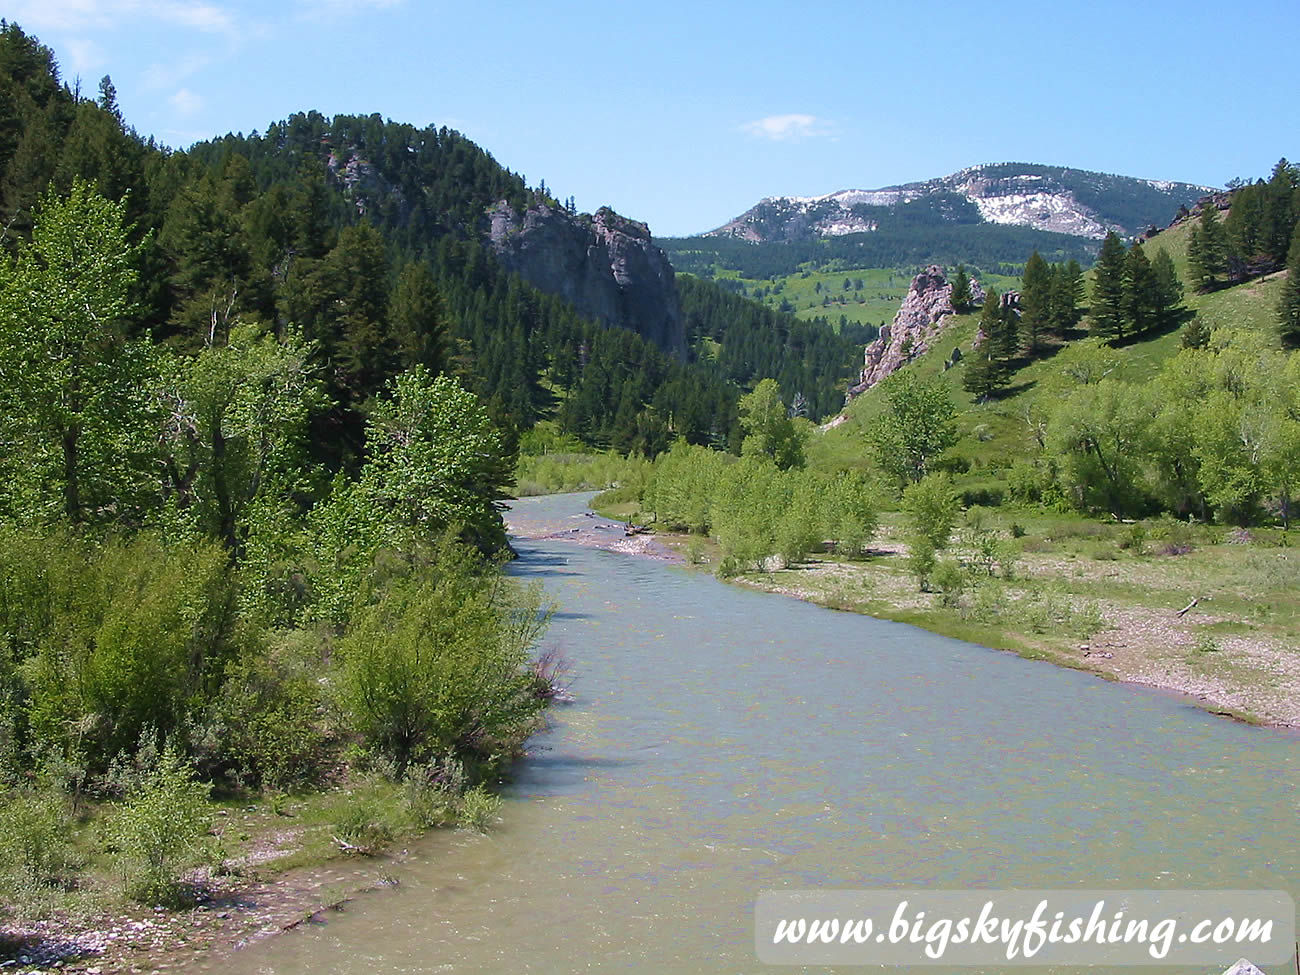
(707, 163, 1214, 243)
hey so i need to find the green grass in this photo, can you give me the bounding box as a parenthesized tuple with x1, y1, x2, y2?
(709, 264, 1022, 331)
(811, 214, 1290, 497)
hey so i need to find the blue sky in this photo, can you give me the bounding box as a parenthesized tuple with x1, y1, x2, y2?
(8, 0, 1296, 236)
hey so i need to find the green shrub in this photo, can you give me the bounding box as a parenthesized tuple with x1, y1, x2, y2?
(108, 748, 210, 905)
(337, 534, 549, 779)
(334, 799, 398, 855)
(195, 628, 333, 791)
(2, 528, 237, 773)
(0, 785, 75, 915)
(458, 786, 502, 833)
(930, 560, 966, 608)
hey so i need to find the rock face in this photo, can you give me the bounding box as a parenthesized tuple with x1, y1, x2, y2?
(845, 265, 984, 399)
(487, 201, 685, 359)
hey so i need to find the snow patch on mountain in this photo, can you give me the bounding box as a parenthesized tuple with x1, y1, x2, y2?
(970, 191, 1108, 237)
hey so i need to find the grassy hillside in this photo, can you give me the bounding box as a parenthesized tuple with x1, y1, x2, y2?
(812, 214, 1289, 494)
(699, 264, 1023, 331)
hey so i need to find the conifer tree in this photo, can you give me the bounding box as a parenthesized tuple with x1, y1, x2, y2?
(1018, 251, 1051, 354)
(1189, 204, 1229, 290)
(1089, 231, 1127, 343)
(1150, 247, 1184, 330)
(1280, 224, 1300, 348)
(1049, 259, 1084, 332)
(964, 299, 1003, 401)
(950, 265, 972, 313)
(1264, 158, 1298, 265)
(1180, 315, 1210, 350)
(1122, 242, 1158, 338)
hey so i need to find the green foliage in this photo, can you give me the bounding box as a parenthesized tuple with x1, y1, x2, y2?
(0, 179, 160, 526)
(336, 533, 549, 777)
(866, 372, 958, 487)
(902, 474, 960, 589)
(1280, 225, 1300, 347)
(1046, 378, 1152, 517)
(310, 367, 515, 622)
(964, 291, 1010, 401)
(159, 323, 324, 560)
(1018, 250, 1052, 353)
(334, 795, 399, 855)
(0, 784, 75, 914)
(2, 527, 237, 771)
(645, 440, 729, 532)
(196, 630, 332, 791)
(950, 265, 972, 312)
(823, 470, 879, 557)
(516, 450, 652, 498)
(738, 378, 806, 470)
(930, 559, 966, 608)
(1088, 231, 1128, 342)
(774, 471, 825, 565)
(710, 456, 788, 571)
(1122, 243, 1158, 337)
(1188, 205, 1230, 291)
(109, 747, 211, 905)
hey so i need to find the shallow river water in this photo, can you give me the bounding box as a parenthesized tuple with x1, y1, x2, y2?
(224, 493, 1298, 974)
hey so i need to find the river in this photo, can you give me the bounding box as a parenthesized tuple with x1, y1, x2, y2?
(222, 493, 1299, 974)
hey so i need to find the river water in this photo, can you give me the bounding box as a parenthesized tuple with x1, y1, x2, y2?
(225, 493, 1298, 974)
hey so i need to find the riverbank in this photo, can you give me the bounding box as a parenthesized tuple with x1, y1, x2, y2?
(0, 777, 453, 974)
(589, 495, 1300, 729)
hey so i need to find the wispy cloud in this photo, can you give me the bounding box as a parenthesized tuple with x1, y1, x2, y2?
(741, 113, 835, 142)
(293, 0, 406, 19)
(60, 37, 106, 75)
(9, 0, 240, 35)
(168, 87, 203, 116)
(142, 52, 215, 90)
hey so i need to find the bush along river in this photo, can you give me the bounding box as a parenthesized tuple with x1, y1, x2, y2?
(213, 493, 1300, 974)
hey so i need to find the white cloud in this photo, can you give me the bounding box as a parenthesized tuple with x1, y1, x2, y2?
(741, 113, 835, 142)
(142, 53, 214, 90)
(8, 0, 238, 37)
(60, 37, 107, 75)
(293, 0, 405, 18)
(168, 86, 203, 116)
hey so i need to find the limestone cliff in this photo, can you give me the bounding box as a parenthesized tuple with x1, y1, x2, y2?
(845, 265, 984, 400)
(487, 202, 685, 359)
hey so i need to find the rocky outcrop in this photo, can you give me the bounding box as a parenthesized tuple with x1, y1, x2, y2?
(487, 202, 685, 359)
(845, 265, 984, 399)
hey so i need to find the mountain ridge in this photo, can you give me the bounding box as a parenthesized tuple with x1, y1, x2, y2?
(707, 162, 1214, 243)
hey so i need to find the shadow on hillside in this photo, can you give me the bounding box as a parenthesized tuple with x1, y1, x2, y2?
(990, 380, 1037, 399)
(1112, 306, 1197, 348)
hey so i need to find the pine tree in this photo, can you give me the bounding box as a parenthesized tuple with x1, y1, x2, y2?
(1187, 225, 1206, 290)
(1122, 242, 1158, 338)
(965, 296, 1008, 402)
(1280, 224, 1300, 348)
(1018, 251, 1051, 354)
(1190, 204, 1229, 290)
(1089, 231, 1127, 343)
(390, 261, 449, 376)
(1050, 259, 1084, 331)
(1264, 158, 1298, 265)
(1180, 315, 1210, 349)
(1150, 247, 1184, 330)
(962, 331, 999, 402)
(950, 265, 972, 313)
